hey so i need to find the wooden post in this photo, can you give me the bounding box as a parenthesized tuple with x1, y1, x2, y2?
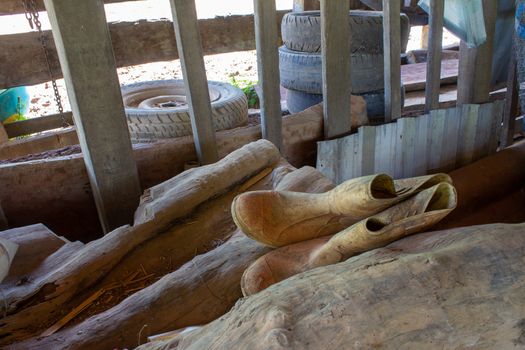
(293, 0, 320, 11)
(424, 0, 444, 112)
(44, 0, 142, 233)
(254, 0, 282, 149)
(320, 0, 352, 139)
(457, 0, 497, 105)
(169, 0, 219, 164)
(383, 0, 402, 122)
(501, 36, 519, 148)
(0, 123, 8, 144)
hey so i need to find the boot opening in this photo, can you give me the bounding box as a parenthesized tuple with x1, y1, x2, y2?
(419, 173, 452, 190)
(370, 174, 397, 199)
(426, 183, 457, 211)
(366, 218, 387, 232)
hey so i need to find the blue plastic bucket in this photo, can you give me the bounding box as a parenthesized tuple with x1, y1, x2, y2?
(0, 87, 30, 123)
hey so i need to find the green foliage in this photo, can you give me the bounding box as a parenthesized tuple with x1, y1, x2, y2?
(229, 76, 260, 109)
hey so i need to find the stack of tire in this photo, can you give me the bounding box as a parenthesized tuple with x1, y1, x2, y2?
(280, 10, 410, 118)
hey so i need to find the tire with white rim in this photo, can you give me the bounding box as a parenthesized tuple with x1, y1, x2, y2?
(122, 80, 248, 140)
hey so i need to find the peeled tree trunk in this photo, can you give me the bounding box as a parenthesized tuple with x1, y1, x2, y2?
(6, 166, 335, 349)
(140, 223, 525, 350)
(0, 140, 282, 345)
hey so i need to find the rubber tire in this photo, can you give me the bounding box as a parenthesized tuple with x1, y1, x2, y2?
(281, 10, 410, 54)
(122, 80, 248, 140)
(279, 46, 384, 94)
(285, 87, 405, 117)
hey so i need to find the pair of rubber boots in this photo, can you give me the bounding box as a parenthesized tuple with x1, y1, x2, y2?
(231, 173, 457, 296)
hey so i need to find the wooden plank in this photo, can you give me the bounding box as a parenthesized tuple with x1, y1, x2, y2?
(293, 0, 320, 11)
(456, 0, 497, 105)
(413, 113, 430, 176)
(402, 59, 458, 92)
(500, 37, 519, 148)
(254, 0, 282, 150)
(403, 83, 507, 117)
(400, 117, 417, 177)
(1, 0, 141, 15)
(0, 12, 288, 89)
(44, 0, 142, 233)
(320, 0, 352, 139)
(4, 112, 73, 138)
(439, 106, 460, 172)
(383, 0, 402, 121)
(427, 109, 446, 173)
(374, 123, 393, 175)
(424, 0, 444, 112)
(0, 127, 78, 161)
(473, 102, 494, 161)
(170, 0, 218, 164)
(489, 100, 505, 153)
(456, 104, 479, 168)
(358, 126, 376, 176)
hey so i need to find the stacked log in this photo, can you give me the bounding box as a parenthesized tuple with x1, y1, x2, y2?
(2, 142, 335, 349)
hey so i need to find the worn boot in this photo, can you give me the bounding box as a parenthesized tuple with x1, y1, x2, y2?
(232, 173, 451, 247)
(241, 182, 457, 296)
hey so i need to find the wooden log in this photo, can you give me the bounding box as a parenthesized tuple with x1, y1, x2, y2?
(170, 0, 218, 164)
(424, 0, 444, 112)
(7, 166, 335, 350)
(320, 0, 352, 139)
(0, 13, 288, 89)
(457, 0, 497, 105)
(254, 0, 283, 149)
(138, 223, 525, 350)
(0, 140, 281, 345)
(0, 127, 78, 162)
(0, 224, 68, 286)
(45, 0, 142, 232)
(382, 0, 402, 121)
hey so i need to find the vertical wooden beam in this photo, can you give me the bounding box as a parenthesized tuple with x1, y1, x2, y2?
(293, 0, 320, 11)
(320, 0, 352, 139)
(169, 0, 219, 164)
(424, 0, 444, 112)
(383, 0, 402, 122)
(254, 0, 282, 149)
(457, 0, 497, 105)
(501, 36, 519, 148)
(44, 0, 141, 233)
(0, 123, 8, 144)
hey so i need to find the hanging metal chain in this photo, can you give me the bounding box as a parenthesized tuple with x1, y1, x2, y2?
(23, 0, 69, 127)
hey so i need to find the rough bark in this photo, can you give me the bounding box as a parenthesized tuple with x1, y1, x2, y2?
(8, 166, 335, 350)
(0, 140, 280, 345)
(141, 223, 525, 350)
